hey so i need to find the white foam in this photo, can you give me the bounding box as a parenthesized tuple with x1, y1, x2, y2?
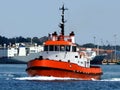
(91, 78, 120, 82)
(101, 78, 120, 81)
(14, 76, 79, 81)
(14, 76, 120, 81)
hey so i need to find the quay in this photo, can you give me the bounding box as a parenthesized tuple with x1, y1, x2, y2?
(102, 59, 120, 65)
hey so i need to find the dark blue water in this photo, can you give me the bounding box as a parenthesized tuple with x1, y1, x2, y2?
(0, 64, 120, 90)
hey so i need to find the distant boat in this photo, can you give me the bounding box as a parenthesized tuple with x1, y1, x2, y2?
(90, 54, 106, 64)
(0, 43, 43, 64)
(80, 48, 106, 64)
(116, 62, 120, 65)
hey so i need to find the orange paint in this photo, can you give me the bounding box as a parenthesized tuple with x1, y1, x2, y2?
(26, 59, 102, 80)
(45, 40, 73, 45)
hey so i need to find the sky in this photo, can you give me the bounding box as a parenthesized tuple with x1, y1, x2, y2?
(0, 0, 120, 45)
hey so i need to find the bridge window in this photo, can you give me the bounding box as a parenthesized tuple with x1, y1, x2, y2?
(44, 45, 48, 51)
(55, 45, 60, 51)
(66, 46, 70, 51)
(60, 45, 65, 51)
(72, 46, 76, 52)
(49, 45, 54, 51)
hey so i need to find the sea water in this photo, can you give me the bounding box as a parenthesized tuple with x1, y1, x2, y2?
(0, 64, 120, 90)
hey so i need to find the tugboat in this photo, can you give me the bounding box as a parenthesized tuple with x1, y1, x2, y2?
(26, 5, 102, 80)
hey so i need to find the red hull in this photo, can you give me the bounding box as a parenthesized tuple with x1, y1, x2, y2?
(26, 59, 102, 80)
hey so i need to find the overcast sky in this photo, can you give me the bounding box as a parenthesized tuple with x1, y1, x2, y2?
(0, 0, 120, 45)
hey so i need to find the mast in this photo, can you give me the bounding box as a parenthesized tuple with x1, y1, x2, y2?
(59, 4, 68, 35)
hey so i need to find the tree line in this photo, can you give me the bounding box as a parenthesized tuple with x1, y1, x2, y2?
(0, 35, 48, 46)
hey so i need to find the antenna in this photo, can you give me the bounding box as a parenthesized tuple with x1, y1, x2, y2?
(59, 4, 68, 35)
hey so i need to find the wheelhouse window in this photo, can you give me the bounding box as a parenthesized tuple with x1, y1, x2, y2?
(55, 45, 60, 51)
(66, 45, 70, 51)
(72, 46, 76, 52)
(49, 45, 54, 51)
(44, 45, 48, 51)
(60, 45, 65, 51)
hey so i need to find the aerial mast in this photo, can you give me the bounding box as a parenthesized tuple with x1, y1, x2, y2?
(59, 4, 68, 35)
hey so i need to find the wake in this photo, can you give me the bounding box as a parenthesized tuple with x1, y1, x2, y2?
(100, 78, 120, 81)
(14, 76, 79, 81)
(13, 76, 120, 81)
